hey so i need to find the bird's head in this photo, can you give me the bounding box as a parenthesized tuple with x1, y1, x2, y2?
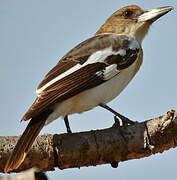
(96, 5, 173, 43)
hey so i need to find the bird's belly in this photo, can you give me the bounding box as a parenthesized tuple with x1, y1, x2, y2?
(49, 59, 141, 121)
(69, 65, 137, 113)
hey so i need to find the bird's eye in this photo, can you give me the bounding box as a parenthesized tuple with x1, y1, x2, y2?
(123, 10, 133, 17)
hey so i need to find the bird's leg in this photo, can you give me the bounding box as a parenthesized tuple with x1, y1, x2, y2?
(64, 115, 72, 133)
(99, 103, 135, 126)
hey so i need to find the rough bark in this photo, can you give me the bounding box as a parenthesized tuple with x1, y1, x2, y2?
(0, 110, 177, 173)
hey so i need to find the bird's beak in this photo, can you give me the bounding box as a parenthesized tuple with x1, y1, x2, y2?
(138, 6, 173, 23)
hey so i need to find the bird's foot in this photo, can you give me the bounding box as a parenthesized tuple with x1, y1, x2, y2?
(99, 103, 137, 126)
(116, 113, 135, 126)
(112, 116, 120, 128)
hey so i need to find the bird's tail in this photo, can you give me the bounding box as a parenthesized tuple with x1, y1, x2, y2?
(4, 109, 52, 173)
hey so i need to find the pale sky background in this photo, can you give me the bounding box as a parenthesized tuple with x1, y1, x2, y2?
(0, 0, 177, 180)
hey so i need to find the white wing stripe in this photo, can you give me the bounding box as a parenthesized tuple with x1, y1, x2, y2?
(36, 38, 139, 95)
(103, 64, 118, 80)
(37, 47, 113, 95)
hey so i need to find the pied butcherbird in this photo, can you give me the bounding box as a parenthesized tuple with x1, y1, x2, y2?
(4, 5, 173, 172)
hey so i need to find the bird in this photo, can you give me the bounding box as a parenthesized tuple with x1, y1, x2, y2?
(4, 5, 173, 173)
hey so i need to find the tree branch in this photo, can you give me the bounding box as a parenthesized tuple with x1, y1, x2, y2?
(0, 110, 177, 173)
